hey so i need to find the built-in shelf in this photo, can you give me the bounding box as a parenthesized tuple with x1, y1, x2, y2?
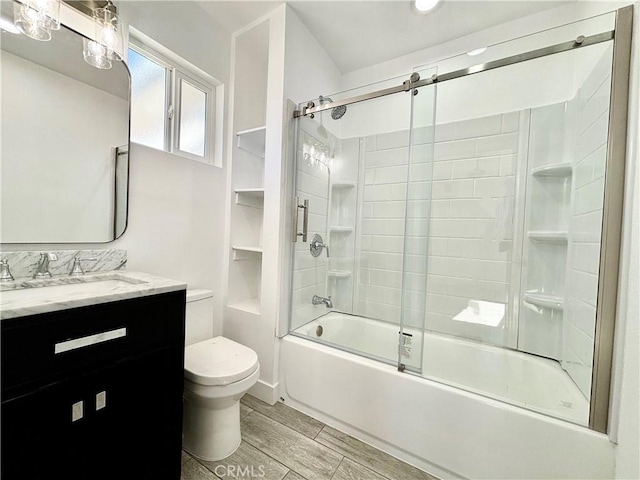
(524, 293, 564, 310)
(232, 245, 263, 260)
(331, 181, 356, 190)
(329, 226, 354, 234)
(327, 270, 352, 278)
(528, 231, 568, 244)
(531, 163, 572, 178)
(227, 297, 261, 315)
(235, 188, 264, 208)
(236, 126, 266, 158)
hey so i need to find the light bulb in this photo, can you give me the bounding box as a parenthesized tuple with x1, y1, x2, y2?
(414, 0, 441, 13)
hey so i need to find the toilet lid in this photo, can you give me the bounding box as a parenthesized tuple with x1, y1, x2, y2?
(184, 336, 259, 386)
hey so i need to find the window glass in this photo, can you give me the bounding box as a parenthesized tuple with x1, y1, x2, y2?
(179, 79, 207, 157)
(128, 48, 166, 150)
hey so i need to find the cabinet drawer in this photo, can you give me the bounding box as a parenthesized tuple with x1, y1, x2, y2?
(1, 291, 185, 397)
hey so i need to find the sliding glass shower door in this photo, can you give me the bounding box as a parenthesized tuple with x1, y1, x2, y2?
(289, 69, 437, 370)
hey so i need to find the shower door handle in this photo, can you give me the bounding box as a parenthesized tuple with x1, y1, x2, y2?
(293, 197, 309, 242)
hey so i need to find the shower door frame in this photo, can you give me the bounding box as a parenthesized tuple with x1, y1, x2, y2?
(288, 5, 633, 434)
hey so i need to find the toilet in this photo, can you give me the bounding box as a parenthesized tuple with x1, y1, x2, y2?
(182, 292, 260, 461)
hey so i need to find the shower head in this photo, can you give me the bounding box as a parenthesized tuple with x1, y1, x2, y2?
(331, 104, 347, 120)
(318, 95, 347, 120)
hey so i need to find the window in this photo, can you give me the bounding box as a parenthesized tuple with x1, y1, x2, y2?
(128, 33, 221, 165)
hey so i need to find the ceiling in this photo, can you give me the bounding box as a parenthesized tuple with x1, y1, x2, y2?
(197, 1, 568, 74)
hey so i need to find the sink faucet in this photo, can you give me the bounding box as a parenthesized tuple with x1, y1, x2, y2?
(33, 253, 57, 278)
(0, 260, 14, 282)
(69, 255, 98, 276)
(312, 295, 333, 308)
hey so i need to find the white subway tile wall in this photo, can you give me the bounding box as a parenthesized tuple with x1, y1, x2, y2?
(357, 112, 520, 335)
(564, 51, 612, 399)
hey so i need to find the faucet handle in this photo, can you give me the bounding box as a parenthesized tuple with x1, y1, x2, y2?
(69, 256, 98, 276)
(0, 260, 14, 282)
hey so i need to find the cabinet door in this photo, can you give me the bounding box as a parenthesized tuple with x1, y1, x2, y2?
(1, 376, 92, 479)
(87, 349, 184, 480)
(1, 349, 183, 480)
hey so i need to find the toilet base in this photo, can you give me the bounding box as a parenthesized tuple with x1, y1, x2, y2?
(183, 400, 241, 461)
(182, 366, 260, 461)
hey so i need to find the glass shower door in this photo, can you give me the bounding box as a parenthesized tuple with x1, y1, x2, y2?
(398, 68, 437, 374)
(290, 72, 437, 368)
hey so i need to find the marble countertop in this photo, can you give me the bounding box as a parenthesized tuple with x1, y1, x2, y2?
(0, 270, 187, 320)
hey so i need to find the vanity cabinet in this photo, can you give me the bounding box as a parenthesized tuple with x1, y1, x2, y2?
(1, 290, 186, 480)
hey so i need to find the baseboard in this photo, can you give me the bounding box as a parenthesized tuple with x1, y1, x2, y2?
(248, 379, 279, 405)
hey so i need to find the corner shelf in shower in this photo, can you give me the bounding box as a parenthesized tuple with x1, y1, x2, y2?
(331, 181, 356, 190)
(232, 245, 263, 260)
(329, 226, 354, 234)
(227, 297, 261, 315)
(531, 163, 572, 178)
(236, 126, 266, 158)
(327, 270, 352, 278)
(523, 293, 564, 310)
(234, 188, 264, 208)
(527, 231, 568, 244)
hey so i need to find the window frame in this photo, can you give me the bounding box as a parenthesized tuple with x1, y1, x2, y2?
(127, 35, 218, 166)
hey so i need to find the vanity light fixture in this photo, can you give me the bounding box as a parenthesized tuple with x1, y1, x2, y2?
(467, 47, 487, 56)
(13, 0, 60, 41)
(413, 0, 441, 14)
(83, 37, 112, 69)
(82, 0, 123, 69)
(92, 0, 122, 60)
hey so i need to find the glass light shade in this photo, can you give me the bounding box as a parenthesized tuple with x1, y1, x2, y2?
(83, 38, 112, 69)
(93, 3, 123, 61)
(13, 0, 60, 41)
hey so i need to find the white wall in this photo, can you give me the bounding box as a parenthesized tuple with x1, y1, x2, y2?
(118, 1, 231, 334)
(1, 1, 232, 337)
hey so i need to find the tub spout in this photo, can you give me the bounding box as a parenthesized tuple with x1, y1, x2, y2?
(312, 295, 333, 308)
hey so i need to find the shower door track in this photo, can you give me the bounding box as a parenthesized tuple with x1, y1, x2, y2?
(293, 30, 614, 119)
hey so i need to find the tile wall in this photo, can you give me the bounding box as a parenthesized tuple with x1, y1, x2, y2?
(357, 112, 520, 342)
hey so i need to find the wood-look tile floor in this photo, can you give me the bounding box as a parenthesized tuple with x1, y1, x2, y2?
(181, 394, 437, 480)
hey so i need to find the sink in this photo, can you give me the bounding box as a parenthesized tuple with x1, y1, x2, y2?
(1, 275, 146, 303)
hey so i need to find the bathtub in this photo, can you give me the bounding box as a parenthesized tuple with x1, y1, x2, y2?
(280, 312, 613, 479)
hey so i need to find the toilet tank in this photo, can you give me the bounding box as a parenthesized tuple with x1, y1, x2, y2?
(185, 290, 214, 346)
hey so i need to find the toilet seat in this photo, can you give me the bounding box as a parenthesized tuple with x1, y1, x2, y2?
(184, 336, 258, 386)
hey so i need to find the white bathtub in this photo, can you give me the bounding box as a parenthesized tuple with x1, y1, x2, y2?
(282, 313, 613, 479)
(294, 312, 588, 424)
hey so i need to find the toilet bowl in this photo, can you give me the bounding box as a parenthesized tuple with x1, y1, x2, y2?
(182, 336, 259, 461)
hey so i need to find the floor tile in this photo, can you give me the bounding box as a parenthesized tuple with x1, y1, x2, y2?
(283, 470, 307, 480)
(198, 440, 289, 480)
(316, 426, 435, 480)
(182, 450, 193, 465)
(181, 458, 218, 480)
(240, 403, 254, 419)
(241, 411, 342, 480)
(241, 394, 325, 438)
(332, 458, 387, 480)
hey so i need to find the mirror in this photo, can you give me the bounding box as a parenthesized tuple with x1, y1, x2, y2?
(0, 13, 130, 243)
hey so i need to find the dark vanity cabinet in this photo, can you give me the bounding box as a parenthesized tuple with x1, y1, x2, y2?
(1, 290, 186, 480)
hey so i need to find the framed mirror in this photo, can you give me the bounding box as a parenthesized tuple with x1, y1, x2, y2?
(1, 11, 130, 243)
